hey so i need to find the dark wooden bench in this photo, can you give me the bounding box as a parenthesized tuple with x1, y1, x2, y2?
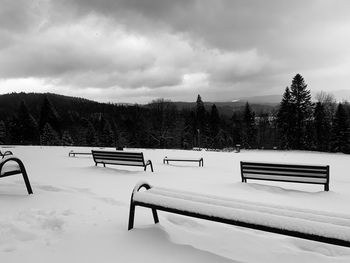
(0, 156, 33, 194)
(128, 182, 350, 248)
(91, 150, 153, 172)
(163, 156, 203, 167)
(240, 161, 330, 191)
(69, 150, 92, 157)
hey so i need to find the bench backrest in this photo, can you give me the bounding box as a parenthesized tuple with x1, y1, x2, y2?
(241, 161, 329, 185)
(91, 150, 146, 167)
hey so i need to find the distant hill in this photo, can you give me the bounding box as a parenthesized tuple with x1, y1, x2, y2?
(169, 100, 278, 116)
(0, 92, 279, 120)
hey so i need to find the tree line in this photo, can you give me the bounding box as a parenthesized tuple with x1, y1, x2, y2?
(0, 75, 349, 153)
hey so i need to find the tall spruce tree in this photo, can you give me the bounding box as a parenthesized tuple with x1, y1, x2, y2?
(209, 104, 220, 147)
(15, 101, 39, 144)
(241, 102, 257, 149)
(195, 94, 207, 147)
(277, 87, 294, 149)
(289, 74, 312, 149)
(40, 123, 61, 145)
(314, 102, 329, 151)
(39, 96, 61, 135)
(331, 103, 350, 153)
(0, 120, 6, 144)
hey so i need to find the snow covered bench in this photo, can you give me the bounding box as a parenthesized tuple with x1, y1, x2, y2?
(0, 150, 13, 158)
(0, 156, 33, 194)
(91, 150, 153, 172)
(240, 161, 330, 191)
(68, 150, 92, 157)
(163, 156, 204, 167)
(128, 182, 350, 247)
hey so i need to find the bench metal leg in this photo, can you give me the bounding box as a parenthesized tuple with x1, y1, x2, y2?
(128, 203, 136, 230)
(152, 208, 159, 224)
(22, 170, 33, 194)
(325, 184, 329, 191)
(128, 204, 159, 230)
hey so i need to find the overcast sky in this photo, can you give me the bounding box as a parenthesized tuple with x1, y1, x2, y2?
(1, 0, 350, 103)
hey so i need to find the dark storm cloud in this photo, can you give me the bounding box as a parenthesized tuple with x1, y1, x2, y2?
(1, 0, 350, 102)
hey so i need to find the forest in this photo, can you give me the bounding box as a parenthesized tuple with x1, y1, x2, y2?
(0, 74, 349, 153)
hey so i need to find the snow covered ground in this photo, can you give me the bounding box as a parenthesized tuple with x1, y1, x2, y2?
(1, 146, 350, 263)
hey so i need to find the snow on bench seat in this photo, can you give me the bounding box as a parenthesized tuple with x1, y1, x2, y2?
(128, 182, 350, 247)
(0, 155, 33, 194)
(163, 156, 203, 167)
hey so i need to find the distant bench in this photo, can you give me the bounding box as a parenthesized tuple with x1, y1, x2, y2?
(92, 150, 153, 172)
(69, 150, 92, 157)
(163, 156, 203, 167)
(0, 150, 13, 158)
(0, 156, 33, 194)
(240, 161, 330, 191)
(128, 182, 350, 247)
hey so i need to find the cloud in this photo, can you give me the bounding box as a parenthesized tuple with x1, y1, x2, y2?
(1, 0, 350, 102)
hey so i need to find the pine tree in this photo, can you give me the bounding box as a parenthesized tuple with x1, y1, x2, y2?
(16, 101, 39, 144)
(231, 112, 242, 147)
(100, 120, 114, 147)
(195, 95, 207, 148)
(85, 121, 98, 146)
(241, 102, 257, 149)
(277, 87, 294, 149)
(0, 120, 6, 144)
(40, 123, 61, 145)
(210, 104, 220, 139)
(289, 74, 312, 149)
(39, 96, 61, 135)
(314, 102, 329, 151)
(331, 103, 350, 153)
(62, 130, 74, 146)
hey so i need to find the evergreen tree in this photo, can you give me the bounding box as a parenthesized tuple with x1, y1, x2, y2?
(13, 101, 39, 145)
(314, 102, 329, 151)
(85, 121, 98, 146)
(100, 120, 114, 147)
(241, 102, 257, 148)
(209, 104, 220, 139)
(40, 123, 61, 145)
(62, 130, 74, 146)
(277, 87, 294, 149)
(289, 74, 312, 149)
(331, 103, 350, 153)
(0, 120, 6, 144)
(39, 96, 61, 135)
(231, 112, 242, 147)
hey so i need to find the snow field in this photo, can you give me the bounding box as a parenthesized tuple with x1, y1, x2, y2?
(1, 146, 350, 262)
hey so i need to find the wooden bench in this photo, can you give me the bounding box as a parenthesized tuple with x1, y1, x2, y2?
(91, 150, 153, 172)
(163, 156, 203, 167)
(128, 182, 350, 247)
(240, 161, 330, 191)
(0, 156, 33, 194)
(68, 150, 92, 157)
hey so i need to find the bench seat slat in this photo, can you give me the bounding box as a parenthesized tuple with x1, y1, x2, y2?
(93, 151, 143, 157)
(94, 159, 145, 166)
(243, 174, 328, 184)
(241, 161, 329, 191)
(94, 156, 144, 162)
(242, 166, 328, 173)
(242, 169, 328, 178)
(91, 150, 153, 172)
(242, 162, 329, 170)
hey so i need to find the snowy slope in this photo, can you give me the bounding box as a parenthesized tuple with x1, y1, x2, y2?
(1, 146, 350, 262)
